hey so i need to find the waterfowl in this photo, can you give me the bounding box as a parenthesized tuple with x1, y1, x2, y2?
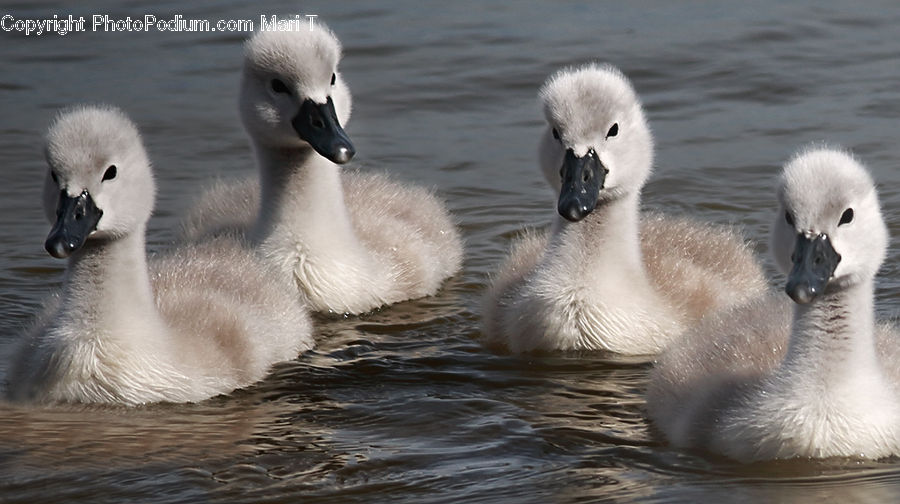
(647, 147, 900, 461)
(6, 105, 314, 405)
(482, 64, 767, 354)
(180, 23, 463, 315)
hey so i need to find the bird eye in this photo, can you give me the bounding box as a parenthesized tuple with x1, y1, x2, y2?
(50, 171, 59, 184)
(102, 165, 117, 182)
(606, 123, 619, 138)
(839, 208, 854, 226)
(270, 78, 291, 95)
(330, 73, 336, 86)
(552, 128, 560, 141)
(785, 211, 795, 226)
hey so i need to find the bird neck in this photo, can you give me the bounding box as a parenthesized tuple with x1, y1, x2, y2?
(549, 191, 645, 275)
(781, 278, 880, 387)
(249, 144, 358, 247)
(61, 227, 161, 338)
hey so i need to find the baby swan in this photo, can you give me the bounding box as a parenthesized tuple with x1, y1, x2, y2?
(482, 64, 766, 354)
(6, 106, 314, 405)
(648, 147, 900, 461)
(180, 23, 462, 315)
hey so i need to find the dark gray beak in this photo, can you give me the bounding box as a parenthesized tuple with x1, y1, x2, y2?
(291, 96, 355, 164)
(785, 233, 841, 304)
(557, 148, 607, 222)
(44, 190, 103, 259)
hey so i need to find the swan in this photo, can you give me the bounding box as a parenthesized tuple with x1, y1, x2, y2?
(179, 23, 463, 315)
(5, 105, 315, 405)
(482, 64, 767, 354)
(647, 147, 900, 461)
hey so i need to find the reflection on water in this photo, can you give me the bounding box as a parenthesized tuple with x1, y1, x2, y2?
(2, 0, 900, 502)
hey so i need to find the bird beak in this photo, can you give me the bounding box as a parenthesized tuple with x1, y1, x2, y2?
(44, 189, 103, 259)
(557, 148, 607, 222)
(785, 232, 841, 304)
(291, 96, 356, 164)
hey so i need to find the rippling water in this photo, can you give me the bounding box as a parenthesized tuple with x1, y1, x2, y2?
(2, 1, 900, 502)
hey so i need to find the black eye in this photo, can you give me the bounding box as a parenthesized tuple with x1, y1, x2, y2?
(552, 128, 560, 140)
(270, 78, 290, 95)
(102, 165, 117, 182)
(330, 73, 336, 86)
(785, 211, 795, 226)
(839, 208, 854, 226)
(606, 123, 618, 138)
(50, 171, 59, 184)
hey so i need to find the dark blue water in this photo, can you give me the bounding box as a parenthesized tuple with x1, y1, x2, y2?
(2, 1, 900, 502)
